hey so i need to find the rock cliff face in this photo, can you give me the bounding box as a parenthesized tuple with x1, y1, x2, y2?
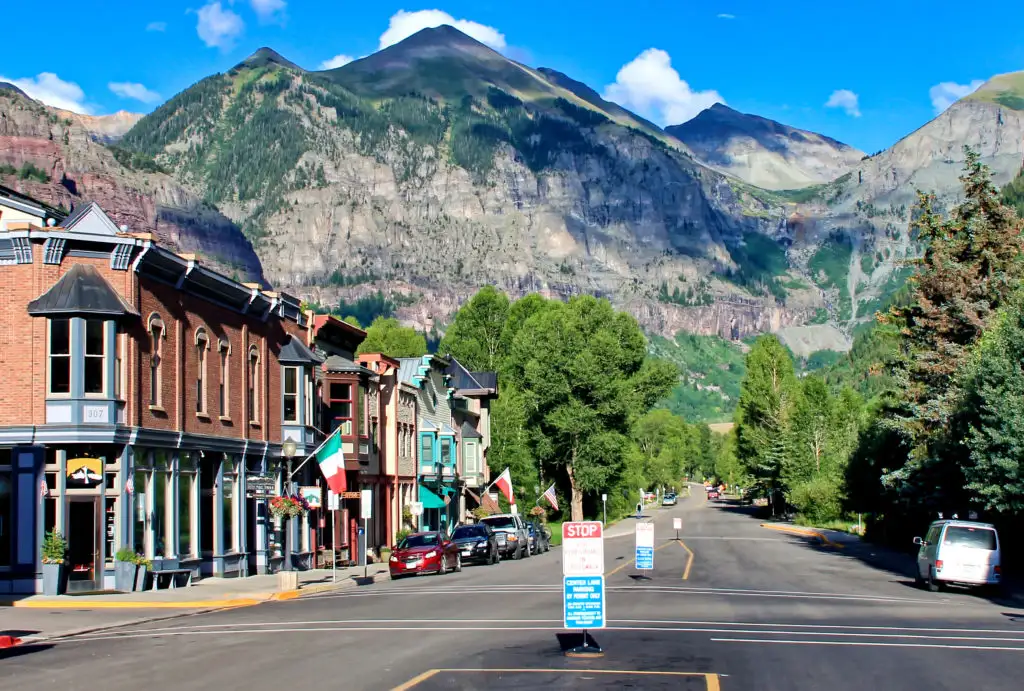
(117, 27, 798, 337)
(0, 89, 264, 282)
(667, 103, 864, 190)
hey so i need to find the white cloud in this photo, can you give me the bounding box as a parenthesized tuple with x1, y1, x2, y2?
(717, 13, 736, 19)
(319, 54, 355, 70)
(146, 21, 167, 32)
(378, 9, 506, 51)
(825, 89, 861, 117)
(250, 0, 286, 25)
(109, 81, 162, 104)
(0, 72, 90, 114)
(601, 48, 725, 126)
(196, 2, 244, 49)
(930, 79, 984, 114)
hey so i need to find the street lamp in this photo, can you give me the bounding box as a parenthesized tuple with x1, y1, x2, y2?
(281, 439, 297, 572)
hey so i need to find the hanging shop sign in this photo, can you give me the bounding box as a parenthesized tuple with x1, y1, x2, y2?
(246, 474, 276, 498)
(300, 485, 322, 509)
(67, 457, 103, 487)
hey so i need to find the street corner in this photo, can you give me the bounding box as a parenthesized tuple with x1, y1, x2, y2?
(391, 668, 722, 690)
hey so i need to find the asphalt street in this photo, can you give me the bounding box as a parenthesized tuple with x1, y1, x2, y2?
(4, 490, 1024, 690)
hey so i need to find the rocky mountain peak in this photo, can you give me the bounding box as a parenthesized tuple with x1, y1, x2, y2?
(232, 47, 304, 73)
(0, 81, 28, 98)
(965, 70, 1024, 110)
(666, 104, 864, 190)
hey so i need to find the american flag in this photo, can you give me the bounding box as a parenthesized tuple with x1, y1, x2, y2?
(125, 472, 134, 494)
(40, 479, 48, 498)
(542, 483, 559, 512)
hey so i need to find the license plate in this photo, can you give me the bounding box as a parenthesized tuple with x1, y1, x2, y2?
(462, 549, 471, 555)
(405, 562, 417, 569)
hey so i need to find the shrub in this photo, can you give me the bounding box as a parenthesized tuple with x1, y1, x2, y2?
(42, 530, 67, 564)
(788, 476, 843, 525)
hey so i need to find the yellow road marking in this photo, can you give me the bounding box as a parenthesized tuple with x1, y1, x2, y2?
(679, 539, 695, 581)
(4, 599, 263, 609)
(392, 668, 721, 689)
(605, 541, 674, 576)
(760, 523, 843, 549)
(390, 669, 441, 691)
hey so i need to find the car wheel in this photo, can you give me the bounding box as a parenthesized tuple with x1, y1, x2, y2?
(455, 554, 462, 573)
(390, 573, 403, 581)
(927, 569, 940, 592)
(439, 557, 448, 576)
(512, 545, 521, 560)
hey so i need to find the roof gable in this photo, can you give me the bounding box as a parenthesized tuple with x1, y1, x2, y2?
(62, 202, 122, 236)
(279, 335, 323, 365)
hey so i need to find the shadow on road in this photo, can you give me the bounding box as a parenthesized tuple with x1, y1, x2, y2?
(0, 641, 54, 660)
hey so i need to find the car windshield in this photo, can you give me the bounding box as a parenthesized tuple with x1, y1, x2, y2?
(452, 526, 487, 539)
(398, 534, 440, 549)
(943, 526, 997, 550)
(481, 516, 515, 529)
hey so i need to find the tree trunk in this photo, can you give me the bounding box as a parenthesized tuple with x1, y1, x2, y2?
(567, 446, 584, 522)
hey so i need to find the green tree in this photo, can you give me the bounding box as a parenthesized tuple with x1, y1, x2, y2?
(507, 296, 674, 520)
(714, 429, 745, 488)
(438, 285, 511, 371)
(356, 317, 427, 358)
(342, 315, 362, 328)
(633, 409, 693, 488)
(735, 335, 800, 514)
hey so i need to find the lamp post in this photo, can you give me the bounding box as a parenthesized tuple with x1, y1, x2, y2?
(282, 439, 297, 572)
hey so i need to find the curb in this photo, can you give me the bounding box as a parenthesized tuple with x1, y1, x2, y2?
(760, 523, 844, 549)
(2, 598, 266, 609)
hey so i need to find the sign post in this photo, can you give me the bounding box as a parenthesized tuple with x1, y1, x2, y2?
(601, 494, 607, 527)
(673, 516, 682, 541)
(562, 521, 605, 655)
(327, 490, 340, 583)
(360, 489, 372, 579)
(635, 521, 654, 575)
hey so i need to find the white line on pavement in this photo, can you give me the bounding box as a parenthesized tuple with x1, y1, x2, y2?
(711, 638, 1024, 652)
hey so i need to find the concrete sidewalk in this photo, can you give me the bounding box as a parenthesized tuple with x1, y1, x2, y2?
(0, 565, 389, 644)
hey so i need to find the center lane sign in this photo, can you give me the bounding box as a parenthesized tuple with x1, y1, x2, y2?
(562, 521, 605, 630)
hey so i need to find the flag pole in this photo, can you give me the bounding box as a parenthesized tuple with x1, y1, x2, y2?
(288, 426, 340, 480)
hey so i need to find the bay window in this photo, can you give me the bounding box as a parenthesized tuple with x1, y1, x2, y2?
(84, 319, 106, 395)
(48, 318, 71, 395)
(420, 435, 434, 464)
(358, 385, 367, 435)
(328, 382, 353, 435)
(283, 366, 300, 423)
(440, 437, 453, 465)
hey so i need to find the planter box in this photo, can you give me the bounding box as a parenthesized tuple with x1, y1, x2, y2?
(42, 562, 66, 596)
(134, 564, 149, 591)
(114, 561, 137, 592)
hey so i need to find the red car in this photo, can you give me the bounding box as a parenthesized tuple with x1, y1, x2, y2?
(707, 488, 720, 500)
(389, 531, 462, 579)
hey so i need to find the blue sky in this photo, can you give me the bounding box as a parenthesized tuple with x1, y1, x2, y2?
(2, 1, 1022, 153)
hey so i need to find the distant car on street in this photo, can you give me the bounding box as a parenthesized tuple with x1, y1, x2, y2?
(706, 488, 720, 500)
(480, 513, 530, 559)
(527, 520, 551, 555)
(389, 531, 461, 579)
(662, 493, 678, 506)
(451, 524, 500, 565)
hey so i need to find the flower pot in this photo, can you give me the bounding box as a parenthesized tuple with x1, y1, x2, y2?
(114, 561, 137, 592)
(42, 562, 66, 596)
(134, 564, 149, 591)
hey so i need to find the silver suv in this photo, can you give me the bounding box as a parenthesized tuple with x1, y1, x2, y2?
(480, 514, 530, 560)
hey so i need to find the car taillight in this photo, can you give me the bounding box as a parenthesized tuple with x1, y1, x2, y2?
(935, 560, 943, 570)
(994, 565, 1001, 575)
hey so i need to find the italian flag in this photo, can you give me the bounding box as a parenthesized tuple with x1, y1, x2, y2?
(315, 428, 346, 494)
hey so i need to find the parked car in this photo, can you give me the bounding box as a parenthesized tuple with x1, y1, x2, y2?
(451, 524, 500, 565)
(527, 520, 551, 555)
(662, 493, 678, 506)
(914, 520, 1001, 592)
(480, 514, 530, 559)
(389, 531, 461, 579)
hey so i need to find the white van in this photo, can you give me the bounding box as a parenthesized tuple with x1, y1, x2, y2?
(914, 520, 1001, 592)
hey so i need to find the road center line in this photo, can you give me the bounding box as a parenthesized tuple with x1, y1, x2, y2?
(711, 638, 1024, 652)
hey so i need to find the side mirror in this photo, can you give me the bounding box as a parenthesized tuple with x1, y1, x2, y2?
(913, 537, 924, 546)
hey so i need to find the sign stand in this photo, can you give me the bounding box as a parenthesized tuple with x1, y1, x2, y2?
(634, 521, 654, 580)
(360, 488, 372, 580)
(328, 491, 340, 583)
(673, 516, 682, 541)
(561, 521, 605, 657)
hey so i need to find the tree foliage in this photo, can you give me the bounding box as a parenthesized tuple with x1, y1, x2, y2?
(355, 316, 427, 358)
(438, 285, 510, 371)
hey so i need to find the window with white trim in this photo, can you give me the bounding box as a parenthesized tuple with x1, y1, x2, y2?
(83, 319, 106, 395)
(149, 316, 164, 406)
(248, 346, 260, 423)
(196, 329, 209, 414)
(219, 340, 230, 418)
(48, 318, 71, 395)
(283, 366, 300, 423)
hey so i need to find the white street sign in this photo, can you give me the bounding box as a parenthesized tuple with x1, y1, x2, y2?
(409, 501, 424, 516)
(562, 521, 604, 576)
(673, 517, 682, 531)
(360, 489, 372, 520)
(327, 490, 340, 511)
(636, 521, 655, 548)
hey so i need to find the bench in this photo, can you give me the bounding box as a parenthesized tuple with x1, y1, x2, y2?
(150, 568, 193, 590)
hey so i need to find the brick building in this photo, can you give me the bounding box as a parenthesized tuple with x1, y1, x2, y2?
(0, 189, 313, 593)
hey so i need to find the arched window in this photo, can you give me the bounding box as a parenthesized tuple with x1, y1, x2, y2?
(248, 346, 260, 423)
(148, 315, 165, 407)
(218, 339, 230, 418)
(195, 328, 210, 415)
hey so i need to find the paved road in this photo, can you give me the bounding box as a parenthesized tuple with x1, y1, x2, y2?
(4, 490, 1024, 690)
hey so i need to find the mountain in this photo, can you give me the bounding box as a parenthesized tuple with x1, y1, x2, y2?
(666, 103, 865, 190)
(777, 70, 1024, 342)
(118, 27, 810, 338)
(51, 109, 143, 143)
(0, 82, 28, 98)
(0, 88, 264, 282)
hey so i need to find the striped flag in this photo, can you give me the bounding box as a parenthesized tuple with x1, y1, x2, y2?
(125, 472, 134, 494)
(315, 428, 347, 494)
(493, 467, 514, 505)
(40, 478, 48, 498)
(542, 483, 558, 511)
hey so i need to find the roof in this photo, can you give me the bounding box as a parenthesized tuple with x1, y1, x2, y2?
(398, 357, 423, 386)
(0, 184, 64, 221)
(444, 356, 497, 395)
(460, 421, 482, 439)
(323, 354, 370, 374)
(419, 420, 438, 432)
(471, 372, 498, 390)
(27, 264, 138, 318)
(279, 335, 323, 365)
(441, 423, 459, 437)
(61, 202, 123, 236)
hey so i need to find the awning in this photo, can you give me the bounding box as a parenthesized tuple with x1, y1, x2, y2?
(418, 484, 446, 509)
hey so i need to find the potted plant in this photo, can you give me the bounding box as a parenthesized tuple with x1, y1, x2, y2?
(41, 530, 68, 596)
(114, 546, 137, 592)
(133, 553, 152, 591)
(268, 494, 309, 519)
